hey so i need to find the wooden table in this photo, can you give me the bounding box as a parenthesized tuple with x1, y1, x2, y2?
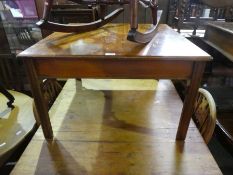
(11, 79, 222, 174)
(204, 22, 233, 62)
(18, 24, 211, 140)
(0, 90, 36, 167)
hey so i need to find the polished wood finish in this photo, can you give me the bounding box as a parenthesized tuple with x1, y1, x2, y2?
(203, 22, 233, 62)
(34, 59, 193, 79)
(18, 24, 211, 140)
(24, 59, 53, 139)
(37, 8, 124, 33)
(0, 91, 36, 167)
(130, 0, 138, 29)
(203, 22, 233, 154)
(216, 114, 233, 154)
(127, 10, 162, 43)
(11, 79, 222, 175)
(176, 62, 206, 140)
(37, 0, 160, 43)
(19, 24, 210, 59)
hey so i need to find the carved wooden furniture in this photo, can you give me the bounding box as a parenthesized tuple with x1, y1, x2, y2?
(193, 88, 216, 143)
(37, 0, 160, 43)
(41, 79, 62, 109)
(17, 24, 211, 140)
(49, 4, 98, 24)
(172, 0, 233, 35)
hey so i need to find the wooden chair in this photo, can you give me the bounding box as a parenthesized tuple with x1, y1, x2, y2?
(41, 79, 62, 110)
(193, 0, 233, 34)
(14, 27, 36, 46)
(193, 88, 217, 143)
(173, 0, 233, 35)
(33, 79, 63, 125)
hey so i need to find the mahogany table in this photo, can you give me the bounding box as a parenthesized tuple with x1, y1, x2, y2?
(18, 24, 211, 140)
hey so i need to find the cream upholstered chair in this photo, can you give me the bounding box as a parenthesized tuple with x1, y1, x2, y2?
(193, 88, 217, 143)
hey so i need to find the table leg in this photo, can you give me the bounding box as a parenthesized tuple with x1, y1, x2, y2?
(24, 59, 53, 139)
(176, 62, 206, 140)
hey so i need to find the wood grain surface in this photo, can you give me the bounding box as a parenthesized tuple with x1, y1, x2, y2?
(19, 23, 211, 141)
(204, 22, 233, 62)
(0, 91, 36, 167)
(11, 79, 222, 175)
(18, 24, 210, 60)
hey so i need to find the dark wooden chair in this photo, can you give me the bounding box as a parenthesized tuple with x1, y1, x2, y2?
(33, 79, 63, 125)
(14, 27, 36, 46)
(173, 0, 233, 35)
(41, 79, 62, 109)
(49, 4, 98, 24)
(193, 88, 216, 143)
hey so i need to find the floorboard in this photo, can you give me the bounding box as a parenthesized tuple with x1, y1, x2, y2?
(11, 79, 222, 175)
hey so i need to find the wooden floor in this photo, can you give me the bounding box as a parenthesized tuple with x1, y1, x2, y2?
(11, 79, 222, 175)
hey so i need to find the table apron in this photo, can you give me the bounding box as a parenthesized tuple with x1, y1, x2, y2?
(29, 59, 197, 79)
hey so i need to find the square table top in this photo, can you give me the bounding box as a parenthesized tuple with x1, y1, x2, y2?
(18, 24, 211, 61)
